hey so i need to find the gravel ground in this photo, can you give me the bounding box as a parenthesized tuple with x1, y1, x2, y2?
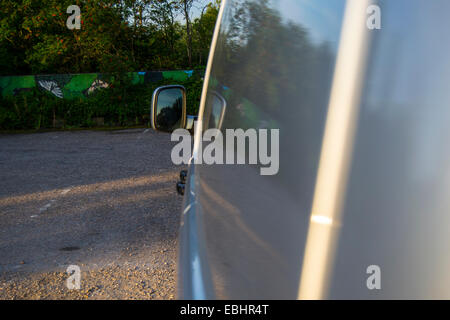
(0, 128, 184, 299)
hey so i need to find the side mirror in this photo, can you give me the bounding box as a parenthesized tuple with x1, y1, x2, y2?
(151, 85, 187, 132)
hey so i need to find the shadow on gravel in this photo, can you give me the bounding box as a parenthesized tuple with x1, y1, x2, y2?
(0, 129, 184, 298)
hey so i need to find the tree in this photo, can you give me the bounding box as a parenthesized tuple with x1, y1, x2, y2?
(179, 0, 194, 68)
(192, 0, 219, 66)
(0, 0, 218, 75)
(0, 0, 134, 74)
(148, 0, 180, 68)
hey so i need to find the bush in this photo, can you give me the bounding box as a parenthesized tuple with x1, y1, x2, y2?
(0, 77, 203, 130)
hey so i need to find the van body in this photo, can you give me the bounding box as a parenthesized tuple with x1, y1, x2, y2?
(176, 0, 450, 299)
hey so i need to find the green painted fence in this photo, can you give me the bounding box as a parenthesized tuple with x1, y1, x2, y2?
(0, 70, 197, 99)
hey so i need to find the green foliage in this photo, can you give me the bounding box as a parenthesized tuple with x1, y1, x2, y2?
(0, 0, 216, 130)
(192, 1, 220, 66)
(0, 77, 203, 130)
(0, 0, 220, 75)
(184, 73, 203, 114)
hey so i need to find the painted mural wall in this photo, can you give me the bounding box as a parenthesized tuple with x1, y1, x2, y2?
(0, 70, 197, 99)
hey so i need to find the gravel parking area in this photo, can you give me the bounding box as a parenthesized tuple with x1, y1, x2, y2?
(0, 128, 183, 299)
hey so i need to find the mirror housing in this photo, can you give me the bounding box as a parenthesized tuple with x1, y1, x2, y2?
(151, 85, 187, 132)
(186, 115, 198, 135)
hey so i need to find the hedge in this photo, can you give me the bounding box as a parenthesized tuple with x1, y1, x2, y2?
(0, 76, 203, 130)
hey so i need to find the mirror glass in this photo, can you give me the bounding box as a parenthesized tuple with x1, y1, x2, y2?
(155, 88, 184, 131)
(204, 92, 226, 130)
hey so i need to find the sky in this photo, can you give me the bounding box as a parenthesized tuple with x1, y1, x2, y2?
(277, 0, 346, 50)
